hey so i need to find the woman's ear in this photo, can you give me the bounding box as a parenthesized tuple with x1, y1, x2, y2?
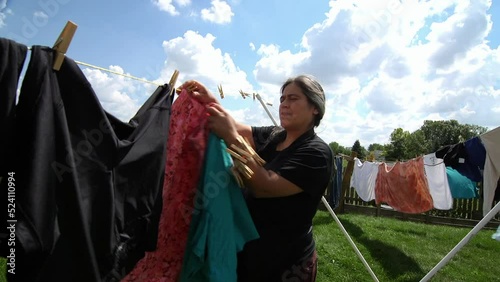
(313, 109, 319, 115)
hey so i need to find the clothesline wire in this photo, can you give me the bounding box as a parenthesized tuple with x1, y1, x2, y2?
(26, 46, 165, 86)
(74, 61, 164, 86)
(423, 161, 446, 166)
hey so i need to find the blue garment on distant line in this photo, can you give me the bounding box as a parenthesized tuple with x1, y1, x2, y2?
(329, 156, 343, 209)
(446, 167, 479, 199)
(462, 137, 486, 182)
(435, 137, 486, 183)
(180, 133, 259, 282)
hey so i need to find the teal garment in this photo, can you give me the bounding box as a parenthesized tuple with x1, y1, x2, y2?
(179, 133, 259, 282)
(446, 167, 479, 199)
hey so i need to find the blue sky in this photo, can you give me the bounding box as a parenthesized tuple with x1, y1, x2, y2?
(1, 0, 499, 147)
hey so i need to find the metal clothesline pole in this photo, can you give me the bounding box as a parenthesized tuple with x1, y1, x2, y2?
(420, 200, 500, 282)
(254, 92, 379, 282)
(321, 197, 380, 282)
(255, 94, 278, 126)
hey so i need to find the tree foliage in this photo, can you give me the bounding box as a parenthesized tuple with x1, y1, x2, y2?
(420, 120, 488, 152)
(327, 119, 488, 161)
(368, 143, 385, 152)
(384, 120, 488, 161)
(405, 129, 428, 159)
(329, 141, 351, 156)
(385, 128, 410, 161)
(352, 140, 367, 160)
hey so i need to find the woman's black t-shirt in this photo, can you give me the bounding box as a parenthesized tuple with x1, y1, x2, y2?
(237, 126, 333, 281)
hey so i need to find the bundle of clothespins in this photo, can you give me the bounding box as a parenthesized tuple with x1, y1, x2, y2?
(226, 136, 266, 188)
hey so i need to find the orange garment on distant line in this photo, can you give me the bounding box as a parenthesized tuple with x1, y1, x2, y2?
(375, 157, 433, 214)
(122, 88, 209, 282)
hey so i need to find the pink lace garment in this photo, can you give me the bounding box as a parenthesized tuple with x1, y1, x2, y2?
(122, 89, 209, 281)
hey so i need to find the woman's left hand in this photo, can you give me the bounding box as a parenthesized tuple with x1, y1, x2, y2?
(206, 103, 239, 145)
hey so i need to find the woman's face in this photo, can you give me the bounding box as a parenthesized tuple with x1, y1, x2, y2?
(279, 82, 318, 131)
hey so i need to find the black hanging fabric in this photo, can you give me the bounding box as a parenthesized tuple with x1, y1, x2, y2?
(2, 44, 174, 282)
(328, 156, 343, 209)
(0, 38, 27, 172)
(434, 139, 486, 183)
(0, 38, 28, 257)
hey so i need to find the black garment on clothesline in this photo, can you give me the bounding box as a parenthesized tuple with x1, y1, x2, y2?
(435, 141, 485, 182)
(1, 44, 174, 282)
(0, 38, 28, 257)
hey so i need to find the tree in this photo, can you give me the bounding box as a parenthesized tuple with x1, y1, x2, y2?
(405, 129, 428, 159)
(420, 120, 488, 152)
(459, 124, 488, 141)
(368, 143, 385, 152)
(329, 141, 341, 155)
(382, 120, 488, 160)
(351, 140, 366, 160)
(385, 128, 410, 161)
(329, 141, 351, 155)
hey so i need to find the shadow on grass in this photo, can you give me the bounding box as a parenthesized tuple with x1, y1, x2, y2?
(391, 227, 428, 237)
(313, 211, 334, 226)
(339, 218, 425, 280)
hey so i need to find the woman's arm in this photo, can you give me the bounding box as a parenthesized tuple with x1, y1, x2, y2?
(243, 158, 303, 198)
(183, 80, 298, 196)
(206, 104, 302, 197)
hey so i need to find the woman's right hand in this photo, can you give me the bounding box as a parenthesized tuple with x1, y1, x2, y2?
(181, 80, 219, 105)
(206, 103, 239, 145)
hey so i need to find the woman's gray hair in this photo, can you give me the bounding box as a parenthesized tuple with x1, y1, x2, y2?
(280, 74, 326, 127)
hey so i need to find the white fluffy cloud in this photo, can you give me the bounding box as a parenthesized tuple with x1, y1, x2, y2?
(201, 0, 234, 24)
(159, 30, 253, 97)
(0, 0, 9, 28)
(253, 44, 309, 85)
(0, 13, 5, 28)
(152, 0, 233, 24)
(144, 0, 498, 148)
(426, 1, 492, 70)
(155, 30, 278, 127)
(152, 0, 191, 16)
(248, 0, 499, 147)
(82, 66, 155, 122)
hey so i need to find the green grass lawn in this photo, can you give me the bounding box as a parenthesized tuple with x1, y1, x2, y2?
(1, 211, 498, 282)
(313, 211, 500, 282)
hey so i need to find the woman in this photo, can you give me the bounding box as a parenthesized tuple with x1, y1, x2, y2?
(182, 75, 333, 282)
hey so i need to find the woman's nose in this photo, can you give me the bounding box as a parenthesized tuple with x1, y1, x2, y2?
(280, 100, 289, 108)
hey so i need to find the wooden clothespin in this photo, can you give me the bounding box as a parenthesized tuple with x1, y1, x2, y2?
(52, 21, 78, 71)
(218, 84, 224, 99)
(239, 90, 251, 99)
(168, 70, 179, 96)
(239, 90, 246, 99)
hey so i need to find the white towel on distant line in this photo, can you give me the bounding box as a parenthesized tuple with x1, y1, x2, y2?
(350, 158, 379, 202)
(423, 153, 453, 210)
